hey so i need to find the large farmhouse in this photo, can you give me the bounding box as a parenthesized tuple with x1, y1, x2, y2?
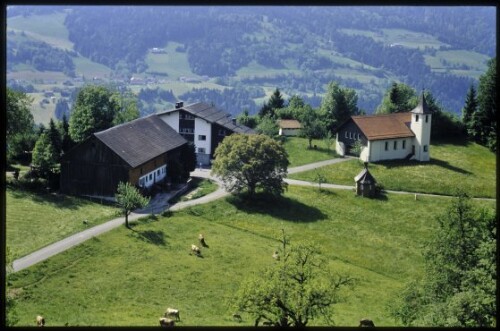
(60, 115, 187, 197)
(335, 94, 432, 162)
(157, 102, 255, 166)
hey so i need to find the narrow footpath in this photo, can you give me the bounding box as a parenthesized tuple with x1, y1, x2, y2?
(11, 156, 495, 272)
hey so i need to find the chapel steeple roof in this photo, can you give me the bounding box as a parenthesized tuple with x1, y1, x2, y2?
(411, 92, 432, 114)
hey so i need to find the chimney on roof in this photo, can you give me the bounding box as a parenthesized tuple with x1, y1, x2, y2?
(175, 101, 184, 109)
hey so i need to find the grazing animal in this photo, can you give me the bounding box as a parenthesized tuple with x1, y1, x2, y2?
(198, 234, 208, 247)
(159, 317, 175, 327)
(232, 313, 242, 322)
(359, 318, 375, 327)
(191, 244, 201, 256)
(36, 315, 45, 327)
(272, 251, 280, 260)
(165, 308, 180, 321)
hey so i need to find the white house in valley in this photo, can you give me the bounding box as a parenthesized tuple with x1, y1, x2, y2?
(157, 102, 256, 166)
(335, 93, 432, 162)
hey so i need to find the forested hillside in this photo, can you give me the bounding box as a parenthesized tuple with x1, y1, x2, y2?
(6, 5, 495, 117)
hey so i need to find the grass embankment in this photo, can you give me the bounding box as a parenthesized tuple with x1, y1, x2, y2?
(9, 186, 494, 326)
(283, 137, 337, 167)
(290, 140, 496, 198)
(6, 188, 120, 260)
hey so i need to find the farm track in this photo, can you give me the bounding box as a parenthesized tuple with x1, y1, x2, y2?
(11, 156, 495, 272)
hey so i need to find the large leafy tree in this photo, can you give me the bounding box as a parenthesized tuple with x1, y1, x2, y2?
(112, 91, 140, 126)
(212, 134, 289, 197)
(475, 57, 496, 151)
(232, 230, 354, 327)
(115, 181, 150, 228)
(392, 192, 496, 327)
(299, 105, 326, 149)
(256, 114, 279, 137)
(6, 88, 36, 164)
(375, 82, 418, 114)
(320, 81, 359, 132)
(69, 85, 121, 143)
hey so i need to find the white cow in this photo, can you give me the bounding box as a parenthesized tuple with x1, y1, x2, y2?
(165, 308, 180, 321)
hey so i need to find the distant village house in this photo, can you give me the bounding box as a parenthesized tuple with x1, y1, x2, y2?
(278, 119, 302, 136)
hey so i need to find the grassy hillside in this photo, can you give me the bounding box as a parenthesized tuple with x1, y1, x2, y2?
(290, 140, 496, 198)
(9, 185, 495, 327)
(6, 188, 120, 260)
(283, 137, 337, 167)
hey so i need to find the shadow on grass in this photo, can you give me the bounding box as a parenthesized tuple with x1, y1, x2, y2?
(376, 158, 472, 175)
(432, 136, 470, 146)
(129, 229, 168, 246)
(227, 193, 327, 223)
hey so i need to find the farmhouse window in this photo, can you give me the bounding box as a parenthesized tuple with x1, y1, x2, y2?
(157, 169, 160, 176)
(149, 174, 153, 180)
(385, 142, 389, 151)
(198, 148, 206, 154)
(198, 135, 206, 141)
(425, 115, 429, 123)
(416, 115, 419, 122)
(394, 141, 397, 150)
(424, 145, 428, 152)
(402, 140, 406, 149)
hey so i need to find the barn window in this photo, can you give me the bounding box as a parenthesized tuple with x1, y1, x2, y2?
(345, 131, 348, 138)
(149, 174, 152, 180)
(394, 141, 397, 150)
(385, 142, 389, 151)
(157, 169, 160, 176)
(357, 134, 361, 140)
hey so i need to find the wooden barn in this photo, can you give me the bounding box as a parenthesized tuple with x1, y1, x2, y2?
(60, 114, 187, 197)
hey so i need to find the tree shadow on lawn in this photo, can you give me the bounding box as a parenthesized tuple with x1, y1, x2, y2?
(431, 136, 470, 146)
(129, 217, 169, 246)
(377, 158, 472, 175)
(129, 228, 169, 246)
(227, 193, 327, 223)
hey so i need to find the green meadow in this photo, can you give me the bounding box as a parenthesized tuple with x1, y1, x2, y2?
(10, 185, 495, 327)
(290, 140, 496, 198)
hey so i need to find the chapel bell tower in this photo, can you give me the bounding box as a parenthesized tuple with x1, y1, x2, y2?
(410, 92, 432, 162)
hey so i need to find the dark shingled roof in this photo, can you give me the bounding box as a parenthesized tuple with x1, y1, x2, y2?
(159, 102, 256, 134)
(94, 115, 187, 168)
(354, 167, 377, 184)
